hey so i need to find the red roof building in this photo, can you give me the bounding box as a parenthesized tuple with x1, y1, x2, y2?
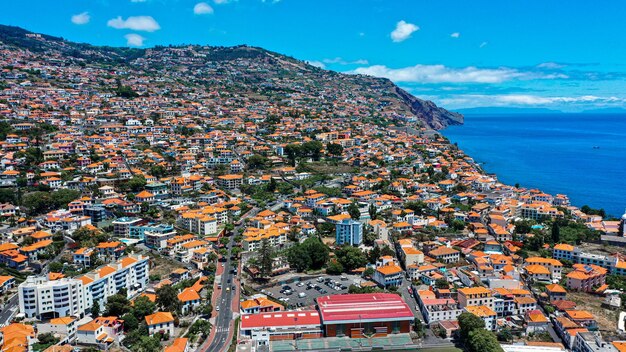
(316, 293, 414, 338)
(239, 310, 322, 342)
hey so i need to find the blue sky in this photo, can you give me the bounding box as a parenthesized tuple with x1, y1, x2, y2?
(3, 0, 626, 111)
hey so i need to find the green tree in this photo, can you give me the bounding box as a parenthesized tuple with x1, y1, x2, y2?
(326, 142, 343, 156)
(551, 222, 560, 243)
(105, 294, 130, 317)
(335, 246, 367, 272)
(127, 175, 147, 192)
(266, 178, 277, 193)
(326, 260, 344, 274)
(458, 312, 485, 340)
(91, 301, 100, 317)
(404, 201, 427, 215)
(435, 278, 449, 289)
(348, 202, 361, 220)
(363, 267, 375, 277)
(48, 261, 64, 273)
(258, 239, 274, 278)
(467, 329, 504, 352)
(304, 237, 329, 268)
(368, 204, 377, 220)
(287, 245, 311, 272)
(156, 285, 181, 312)
(121, 313, 139, 332)
(247, 154, 268, 170)
(132, 295, 156, 319)
(286, 237, 329, 272)
(0, 188, 16, 204)
(135, 335, 162, 352)
(284, 144, 300, 166)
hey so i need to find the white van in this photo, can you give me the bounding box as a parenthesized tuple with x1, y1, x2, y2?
(298, 292, 306, 298)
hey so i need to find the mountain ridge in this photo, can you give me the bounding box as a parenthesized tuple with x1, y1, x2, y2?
(0, 24, 462, 129)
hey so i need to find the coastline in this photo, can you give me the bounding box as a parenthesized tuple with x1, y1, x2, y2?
(439, 113, 626, 217)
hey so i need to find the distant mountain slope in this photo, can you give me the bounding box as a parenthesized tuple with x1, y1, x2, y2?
(0, 24, 462, 129)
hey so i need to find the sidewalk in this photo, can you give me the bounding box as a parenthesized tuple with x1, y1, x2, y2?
(196, 262, 225, 351)
(219, 259, 242, 352)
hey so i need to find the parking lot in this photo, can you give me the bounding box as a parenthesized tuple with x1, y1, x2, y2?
(260, 274, 362, 308)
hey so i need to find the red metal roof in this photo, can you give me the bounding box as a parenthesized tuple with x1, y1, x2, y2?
(240, 310, 321, 329)
(317, 293, 414, 323)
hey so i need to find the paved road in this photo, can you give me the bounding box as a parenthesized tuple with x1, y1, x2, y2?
(399, 281, 424, 322)
(199, 207, 257, 352)
(205, 232, 236, 352)
(0, 294, 19, 325)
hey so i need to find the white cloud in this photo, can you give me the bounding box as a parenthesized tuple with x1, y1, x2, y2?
(450, 32, 460, 38)
(124, 33, 146, 47)
(479, 41, 488, 48)
(438, 94, 625, 108)
(107, 16, 160, 32)
(131, 0, 148, 2)
(214, 0, 231, 3)
(322, 57, 369, 65)
(71, 12, 90, 25)
(306, 60, 326, 69)
(194, 2, 214, 14)
(537, 62, 565, 69)
(390, 20, 419, 42)
(352, 64, 567, 84)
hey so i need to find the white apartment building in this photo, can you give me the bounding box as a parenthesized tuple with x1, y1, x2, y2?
(19, 254, 149, 319)
(19, 277, 86, 319)
(78, 254, 149, 311)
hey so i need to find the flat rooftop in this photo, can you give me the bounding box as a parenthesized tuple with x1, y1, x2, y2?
(240, 310, 321, 329)
(316, 293, 414, 324)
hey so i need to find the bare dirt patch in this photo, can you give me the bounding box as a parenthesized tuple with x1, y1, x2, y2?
(568, 292, 620, 336)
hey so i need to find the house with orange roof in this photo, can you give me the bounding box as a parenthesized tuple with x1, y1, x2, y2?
(76, 320, 113, 347)
(458, 287, 494, 309)
(564, 310, 598, 330)
(30, 230, 53, 243)
(566, 264, 607, 292)
(94, 316, 124, 338)
(553, 243, 575, 261)
(165, 338, 190, 352)
(0, 323, 35, 352)
(19, 239, 53, 260)
(95, 241, 126, 259)
(613, 341, 626, 352)
(42, 344, 74, 352)
(514, 296, 538, 315)
(73, 247, 96, 267)
(135, 190, 156, 204)
(240, 295, 283, 314)
(0, 275, 15, 293)
(427, 246, 460, 264)
(0, 247, 28, 270)
(525, 309, 549, 334)
(464, 305, 497, 330)
(545, 283, 567, 302)
(145, 311, 175, 336)
(524, 257, 563, 280)
(178, 287, 201, 314)
(372, 262, 403, 288)
(524, 264, 552, 282)
(216, 174, 243, 190)
(37, 316, 77, 344)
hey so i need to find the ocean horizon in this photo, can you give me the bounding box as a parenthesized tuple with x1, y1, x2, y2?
(442, 113, 626, 218)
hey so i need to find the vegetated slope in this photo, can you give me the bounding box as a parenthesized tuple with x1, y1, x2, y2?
(0, 24, 462, 129)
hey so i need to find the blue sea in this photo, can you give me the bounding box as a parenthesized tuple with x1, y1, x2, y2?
(442, 113, 626, 218)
